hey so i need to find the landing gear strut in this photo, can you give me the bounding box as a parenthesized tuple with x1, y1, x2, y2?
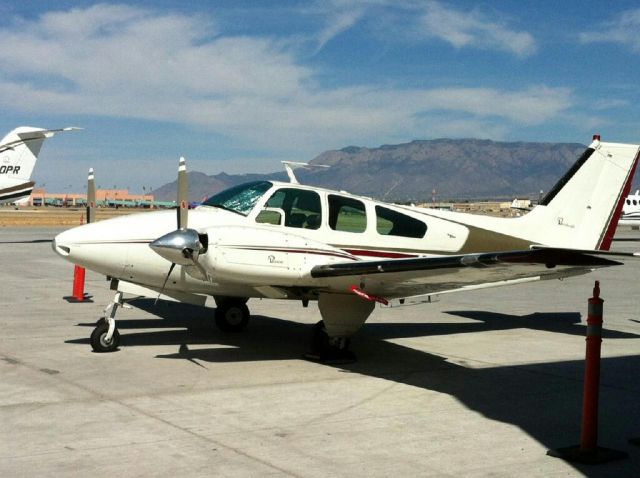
(305, 320, 355, 363)
(90, 291, 124, 352)
(214, 298, 250, 332)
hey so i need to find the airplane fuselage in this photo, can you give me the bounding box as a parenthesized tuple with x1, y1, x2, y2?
(53, 180, 535, 301)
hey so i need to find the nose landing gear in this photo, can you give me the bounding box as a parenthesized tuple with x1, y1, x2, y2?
(90, 291, 125, 353)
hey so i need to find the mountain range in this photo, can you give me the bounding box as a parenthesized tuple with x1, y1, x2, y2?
(152, 138, 636, 203)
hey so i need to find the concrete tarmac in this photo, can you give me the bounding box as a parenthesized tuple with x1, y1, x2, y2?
(1, 227, 640, 477)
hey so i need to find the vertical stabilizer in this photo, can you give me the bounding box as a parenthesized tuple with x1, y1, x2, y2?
(1, 127, 51, 182)
(520, 138, 640, 250)
(0, 126, 79, 203)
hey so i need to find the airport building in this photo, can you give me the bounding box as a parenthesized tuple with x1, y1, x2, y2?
(27, 188, 159, 208)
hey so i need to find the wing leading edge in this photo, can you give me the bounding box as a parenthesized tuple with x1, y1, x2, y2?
(310, 248, 625, 299)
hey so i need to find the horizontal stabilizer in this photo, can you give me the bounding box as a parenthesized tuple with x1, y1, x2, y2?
(0, 126, 81, 153)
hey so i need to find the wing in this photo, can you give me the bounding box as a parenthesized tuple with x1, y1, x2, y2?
(310, 248, 628, 300)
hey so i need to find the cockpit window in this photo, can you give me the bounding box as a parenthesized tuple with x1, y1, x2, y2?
(202, 181, 272, 216)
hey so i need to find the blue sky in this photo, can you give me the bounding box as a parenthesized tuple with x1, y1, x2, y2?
(1, 1, 640, 192)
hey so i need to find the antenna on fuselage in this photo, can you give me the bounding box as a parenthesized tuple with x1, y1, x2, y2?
(281, 161, 330, 184)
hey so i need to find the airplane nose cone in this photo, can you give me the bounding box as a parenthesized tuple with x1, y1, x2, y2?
(52, 230, 72, 257)
(51, 220, 130, 276)
(51, 223, 101, 263)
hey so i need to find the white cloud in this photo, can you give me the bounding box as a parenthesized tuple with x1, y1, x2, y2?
(579, 8, 640, 52)
(314, 8, 364, 53)
(419, 2, 536, 57)
(592, 98, 630, 110)
(0, 4, 563, 155)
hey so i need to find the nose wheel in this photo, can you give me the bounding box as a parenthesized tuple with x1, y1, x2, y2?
(90, 320, 120, 352)
(90, 291, 124, 353)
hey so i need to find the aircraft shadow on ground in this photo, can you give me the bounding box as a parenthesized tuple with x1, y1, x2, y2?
(320, 310, 639, 341)
(70, 299, 310, 362)
(68, 299, 640, 476)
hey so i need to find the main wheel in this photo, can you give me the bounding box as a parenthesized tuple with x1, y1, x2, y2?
(310, 320, 330, 354)
(90, 321, 120, 353)
(306, 320, 354, 363)
(215, 301, 250, 332)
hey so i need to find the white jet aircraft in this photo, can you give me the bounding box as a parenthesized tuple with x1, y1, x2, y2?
(53, 136, 640, 361)
(619, 190, 640, 227)
(0, 126, 78, 204)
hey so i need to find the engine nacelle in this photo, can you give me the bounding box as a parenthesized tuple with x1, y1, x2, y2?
(197, 225, 356, 286)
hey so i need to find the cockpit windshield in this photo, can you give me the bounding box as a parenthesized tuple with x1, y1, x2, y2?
(201, 181, 273, 216)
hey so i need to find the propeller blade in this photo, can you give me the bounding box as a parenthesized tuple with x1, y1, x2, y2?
(151, 156, 214, 292)
(155, 262, 177, 305)
(149, 229, 202, 265)
(177, 156, 188, 229)
(86, 168, 96, 224)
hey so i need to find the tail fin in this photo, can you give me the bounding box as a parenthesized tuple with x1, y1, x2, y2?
(521, 137, 640, 250)
(0, 127, 79, 203)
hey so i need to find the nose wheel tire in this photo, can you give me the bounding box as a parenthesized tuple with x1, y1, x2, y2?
(215, 301, 250, 332)
(90, 321, 120, 353)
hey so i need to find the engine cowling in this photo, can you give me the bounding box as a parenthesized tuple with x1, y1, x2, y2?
(197, 225, 357, 286)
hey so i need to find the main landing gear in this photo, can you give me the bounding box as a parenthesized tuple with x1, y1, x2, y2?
(305, 320, 355, 364)
(304, 293, 376, 364)
(214, 297, 250, 332)
(90, 291, 125, 353)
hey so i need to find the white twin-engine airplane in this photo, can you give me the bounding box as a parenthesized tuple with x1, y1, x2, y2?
(0, 126, 78, 204)
(53, 136, 640, 361)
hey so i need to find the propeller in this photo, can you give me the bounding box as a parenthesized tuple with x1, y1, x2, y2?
(149, 157, 207, 301)
(86, 167, 96, 224)
(177, 156, 188, 229)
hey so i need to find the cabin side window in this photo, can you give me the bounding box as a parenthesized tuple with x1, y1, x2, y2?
(375, 206, 427, 238)
(328, 195, 367, 233)
(257, 188, 322, 229)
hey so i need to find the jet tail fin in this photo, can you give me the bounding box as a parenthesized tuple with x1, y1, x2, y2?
(0, 126, 80, 182)
(0, 126, 80, 204)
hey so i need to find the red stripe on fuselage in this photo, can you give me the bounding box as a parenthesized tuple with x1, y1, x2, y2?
(343, 249, 418, 258)
(230, 246, 357, 260)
